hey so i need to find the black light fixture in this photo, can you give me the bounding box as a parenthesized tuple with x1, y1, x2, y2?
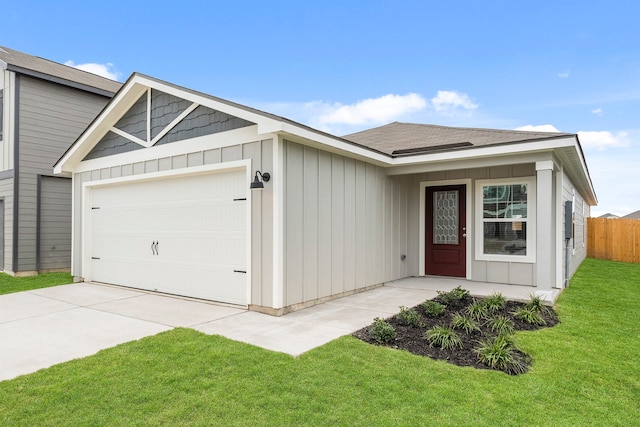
(250, 170, 270, 190)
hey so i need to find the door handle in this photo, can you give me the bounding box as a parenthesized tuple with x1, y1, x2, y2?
(463, 233, 467, 238)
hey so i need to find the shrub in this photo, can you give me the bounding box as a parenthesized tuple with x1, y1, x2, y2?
(369, 318, 397, 344)
(525, 295, 550, 315)
(437, 286, 470, 307)
(483, 292, 506, 314)
(424, 325, 463, 350)
(465, 300, 489, 321)
(474, 335, 528, 375)
(422, 300, 446, 317)
(488, 315, 515, 335)
(451, 313, 479, 334)
(513, 307, 546, 325)
(398, 306, 421, 327)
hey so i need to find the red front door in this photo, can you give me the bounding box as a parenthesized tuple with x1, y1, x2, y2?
(425, 185, 466, 277)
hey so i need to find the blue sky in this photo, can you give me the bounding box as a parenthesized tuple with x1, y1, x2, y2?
(4, 1, 639, 216)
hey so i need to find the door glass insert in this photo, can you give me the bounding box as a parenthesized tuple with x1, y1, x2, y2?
(433, 190, 459, 245)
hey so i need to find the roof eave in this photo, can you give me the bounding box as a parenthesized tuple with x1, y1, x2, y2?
(5, 64, 117, 97)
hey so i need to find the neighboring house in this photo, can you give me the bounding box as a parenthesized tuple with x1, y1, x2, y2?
(598, 213, 619, 219)
(622, 210, 640, 220)
(54, 74, 597, 314)
(0, 46, 121, 276)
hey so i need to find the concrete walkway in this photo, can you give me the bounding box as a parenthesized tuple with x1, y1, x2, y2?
(0, 278, 558, 382)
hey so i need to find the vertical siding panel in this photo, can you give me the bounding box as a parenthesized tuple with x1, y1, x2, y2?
(354, 161, 366, 288)
(375, 168, 385, 283)
(384, 178, 394, 280)
(0, 178, 12, 271)
(343, 158, 356, 291)
(260, 139, 273, 308)
(317, 151, 332, 298)
(285, 143, 304, 305)
(331, 155, 345, 295)
(243, 141, 262, 306)
(365, 163, 377, 285)
(303, 147, 319, 301)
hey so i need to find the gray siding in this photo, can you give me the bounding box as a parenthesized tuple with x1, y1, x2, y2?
(404, 164, 538, 286)
(0, 199, 4, 270)
(84, 90, 255, 160)
(563, 171, 588, 278)
(38, 176, 71, 270)
(73, 139, 274, 308)
(0, 177, 13, 272)
(0, 88, 3, 140)
(114, 92, 147, 140)
(156, 105, 254, 145)
(282, 140, 408, 306)
(17, 76, 110, 272)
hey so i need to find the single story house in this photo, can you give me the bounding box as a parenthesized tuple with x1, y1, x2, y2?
(54, 73, 596, 314)
(0, 46, 121, 275)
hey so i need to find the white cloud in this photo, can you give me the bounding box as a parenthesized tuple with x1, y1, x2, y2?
(515, 124, 561, 132)
(592, 108, 603, 115)
(577, 130, 630, 150)
(64, 60, 121, 81)
(431, 90, 478, 112)
(557, 71, 570, 78)
(317, 93, 427, 125)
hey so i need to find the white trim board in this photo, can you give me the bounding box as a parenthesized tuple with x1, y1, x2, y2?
(419, 179, 472, 280)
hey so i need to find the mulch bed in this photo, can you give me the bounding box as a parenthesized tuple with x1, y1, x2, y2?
(353, 293, 559, 374)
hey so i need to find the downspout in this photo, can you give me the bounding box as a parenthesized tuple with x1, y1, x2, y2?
(564, 236, 571, 287)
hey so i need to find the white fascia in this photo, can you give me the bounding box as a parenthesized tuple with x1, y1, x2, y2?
(54, 81, 148, 174)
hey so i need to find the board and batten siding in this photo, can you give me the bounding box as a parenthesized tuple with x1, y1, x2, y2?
(16, 76, 112, 272)
(72, 139, 274, 307)
(0, 177, 12, 270)
(404, 163, 538, 286)
(282, 140, 410, 307)
(1, 69, 16, 171)
(562, 170, 589, 278)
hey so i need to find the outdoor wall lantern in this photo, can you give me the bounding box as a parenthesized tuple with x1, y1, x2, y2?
(250, 170, 270, 190)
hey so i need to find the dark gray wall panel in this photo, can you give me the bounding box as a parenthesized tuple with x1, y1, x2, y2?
(150, 90, 191, 139)
(38, 176, 71, 270)
(18, 76, 110, 272)
(156, 105, 254, 145)
(113, 92, 147, 140)
(84, 131, 144, 160)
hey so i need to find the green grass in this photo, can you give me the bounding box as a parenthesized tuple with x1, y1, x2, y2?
(0, 258, 639, 425)
(0, 272, 73, 295)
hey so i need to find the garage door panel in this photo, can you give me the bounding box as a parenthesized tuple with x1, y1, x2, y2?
(90, 170, 248, 305)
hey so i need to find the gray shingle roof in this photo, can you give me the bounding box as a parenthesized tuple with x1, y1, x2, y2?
(622, 210, 640, 220)
(342, 121, 574, 156)
(0, 46, 121, 95)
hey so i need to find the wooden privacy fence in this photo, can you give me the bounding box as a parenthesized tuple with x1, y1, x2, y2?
(587, 217, 640, 263)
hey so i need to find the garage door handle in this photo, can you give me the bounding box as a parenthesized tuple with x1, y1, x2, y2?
(151, 241, 159, 255)
(234, 270, 247, 274)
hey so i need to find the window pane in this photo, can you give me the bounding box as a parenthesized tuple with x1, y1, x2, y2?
(483, 184, 527, 219)
(483, 222, 527, 255)
(433, 190, 459, 244)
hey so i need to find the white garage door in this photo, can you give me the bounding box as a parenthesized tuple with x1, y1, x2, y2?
(89, 169, 247, 305)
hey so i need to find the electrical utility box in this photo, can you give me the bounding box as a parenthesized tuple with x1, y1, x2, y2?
(564, 201, 573, 240)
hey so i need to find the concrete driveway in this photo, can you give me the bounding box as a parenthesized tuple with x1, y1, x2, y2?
(0, 278, 551, 382)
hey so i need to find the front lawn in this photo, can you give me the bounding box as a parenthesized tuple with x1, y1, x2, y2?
(0, 258, 638, 425)
(0, 272, 73, 295)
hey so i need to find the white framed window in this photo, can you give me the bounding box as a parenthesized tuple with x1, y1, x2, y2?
(475, 177, 536, 263)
